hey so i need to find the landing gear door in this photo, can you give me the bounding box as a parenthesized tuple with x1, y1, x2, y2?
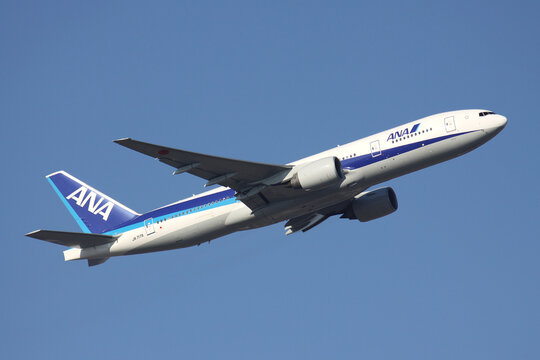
(144, 218, 155, 235)
(370, 140, 381, 157)
(444, 116, 456, 132)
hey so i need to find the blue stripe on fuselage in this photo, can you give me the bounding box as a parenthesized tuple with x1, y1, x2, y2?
(341, 130, 476, 170)
(102, 189, 237, 235)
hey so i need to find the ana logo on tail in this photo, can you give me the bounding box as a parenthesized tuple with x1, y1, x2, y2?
(66, 186, 114, 221)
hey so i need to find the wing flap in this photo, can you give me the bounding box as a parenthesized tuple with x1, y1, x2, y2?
(283, 200, 356, 235)
(25, 230, 117, 248)
(284, 213, 329, 235)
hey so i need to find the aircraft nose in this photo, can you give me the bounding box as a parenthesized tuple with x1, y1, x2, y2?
(494, 114, 507, 130)
(483, 113, 507, 137)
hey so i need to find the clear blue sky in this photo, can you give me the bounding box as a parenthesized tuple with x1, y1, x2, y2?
(2, 1, 539, 359)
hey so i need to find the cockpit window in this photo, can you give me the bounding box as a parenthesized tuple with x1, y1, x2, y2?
(479, 111, 496, 117)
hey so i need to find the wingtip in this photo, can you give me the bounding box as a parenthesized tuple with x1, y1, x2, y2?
(113, 138, 132, 144)
(24, 230, 41, 238)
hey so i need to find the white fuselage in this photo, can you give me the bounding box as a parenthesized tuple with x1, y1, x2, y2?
(64, 109, 507, 262)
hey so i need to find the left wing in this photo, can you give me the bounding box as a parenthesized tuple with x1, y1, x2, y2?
(284, 199, 354, 235)
(114, 138, 293, 209)
(284, 213, 330, 235)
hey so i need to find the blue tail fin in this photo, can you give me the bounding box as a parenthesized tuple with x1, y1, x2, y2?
(46, 171, 139, 234)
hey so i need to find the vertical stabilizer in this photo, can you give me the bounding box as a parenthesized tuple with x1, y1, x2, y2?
(46, 171, 139, 234)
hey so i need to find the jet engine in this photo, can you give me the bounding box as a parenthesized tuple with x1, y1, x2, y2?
(289, 157, 344, 191)
(342, 187, 398, 222)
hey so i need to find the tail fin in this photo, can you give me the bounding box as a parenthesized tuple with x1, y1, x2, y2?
(46, 171, 139, 234)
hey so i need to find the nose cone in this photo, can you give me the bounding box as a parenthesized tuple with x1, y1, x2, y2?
(484, 114, 507, 137)
(493, 114, 507, 130)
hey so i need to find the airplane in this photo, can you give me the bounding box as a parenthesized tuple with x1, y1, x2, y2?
(25, 109, 507, 266)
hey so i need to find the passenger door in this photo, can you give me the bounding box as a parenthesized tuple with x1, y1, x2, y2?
(144, 218, 155, 235)
(370, 140, 381, 157)
(444, 116, 456, 132)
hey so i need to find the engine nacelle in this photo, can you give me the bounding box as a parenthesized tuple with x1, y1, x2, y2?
(289, 157, 344, 191)
(342, 187, 398, 222)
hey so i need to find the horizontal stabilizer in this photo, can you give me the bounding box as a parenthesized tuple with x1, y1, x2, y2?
(25, 230, 117, 248)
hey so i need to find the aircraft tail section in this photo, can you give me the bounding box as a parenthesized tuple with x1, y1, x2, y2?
(46, 171, 139, 234)
(25, 229, 117, 247)
(25, 229, 115, 266)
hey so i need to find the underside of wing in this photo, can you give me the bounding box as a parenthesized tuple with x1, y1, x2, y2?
(284, 200, 353, 235)
(114, 138, 297, 209)
(284, 213, 329, 235)
(25, 230, 117, 248)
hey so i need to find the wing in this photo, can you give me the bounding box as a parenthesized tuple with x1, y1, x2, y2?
(114, 138, 293, 209)
(284, 213, 330, 235)
(283, 200, 354, 235)
(25, 230, 117, 248)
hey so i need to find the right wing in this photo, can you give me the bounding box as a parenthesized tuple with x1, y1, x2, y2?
(115, 138, 297, 209)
